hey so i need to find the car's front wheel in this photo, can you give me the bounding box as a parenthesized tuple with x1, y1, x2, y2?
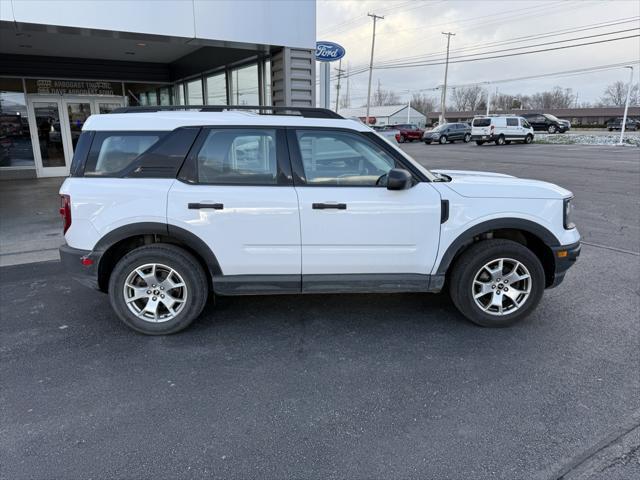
(449, 239, 545, 327)
(524, 134, 533, 144)
(464, 133, 471, 143)
(108, 244, 209, 335)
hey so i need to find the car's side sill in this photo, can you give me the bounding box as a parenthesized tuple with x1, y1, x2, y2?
(212, 273, 444, 296)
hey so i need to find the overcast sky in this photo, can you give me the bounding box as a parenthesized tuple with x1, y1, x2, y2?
(315, 0, 640, 107)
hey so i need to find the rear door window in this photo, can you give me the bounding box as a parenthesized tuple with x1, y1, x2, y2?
(196, 129, 278, 185)
(472, 118, 491, 127)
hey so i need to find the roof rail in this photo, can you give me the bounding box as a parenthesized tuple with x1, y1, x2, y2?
(109, 105, 343, 119)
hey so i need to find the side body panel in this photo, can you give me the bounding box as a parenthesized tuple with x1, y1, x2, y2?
(60, 178, 175, 250)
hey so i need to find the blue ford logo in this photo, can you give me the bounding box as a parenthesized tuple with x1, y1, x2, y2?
(315, 41, 346, 62)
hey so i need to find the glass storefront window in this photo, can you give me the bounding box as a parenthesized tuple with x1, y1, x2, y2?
(175, 84, 185, 105)
(66, 102, 92, 149)
(230, 64, 259, 106)
(159, 87, 171, 105)
(206, 73, 227, 105)
(186, 79, 203, 105)
(0, 78, 35, 168)
(125, 83, 169, 106)
(263, 59, 272, 105)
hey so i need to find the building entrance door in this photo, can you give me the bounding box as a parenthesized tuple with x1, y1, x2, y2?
(27, 96, 124, 177)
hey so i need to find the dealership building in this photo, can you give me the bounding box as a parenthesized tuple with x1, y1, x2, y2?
(0, 0, 316, 179)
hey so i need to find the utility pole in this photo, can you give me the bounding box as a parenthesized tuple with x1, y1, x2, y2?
(334, 59, 345, 113)
(345, 62, 351, 108)
(485, 82, 491, 116)
(407, 92, 411, 123)
(619, 65, 634, 145)
(365, 13, 384, 126)
(439, 31, 455, 124)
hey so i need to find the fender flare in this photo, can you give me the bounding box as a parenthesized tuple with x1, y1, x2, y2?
(93, 222, 222, 276)
(435, 218, 559, 275)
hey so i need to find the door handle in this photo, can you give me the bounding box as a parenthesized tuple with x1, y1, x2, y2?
(312, 203, 347, 210)
(188, 202, 224, 210)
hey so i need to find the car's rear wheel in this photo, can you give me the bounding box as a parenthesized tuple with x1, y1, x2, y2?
(108, 243, 209, 335)
(524, 134, 533, 144)
(464, 133, 471, 143)
(439, 135, 447, 144)
(495, 135, 506, 145)
(449, 239, 545, 327)
(548, 125, 557, 134)
(398, 135, 406, 143)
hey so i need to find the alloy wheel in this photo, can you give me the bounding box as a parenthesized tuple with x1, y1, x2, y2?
(123, 263, 188, 322)
(472, 258, 532, 316)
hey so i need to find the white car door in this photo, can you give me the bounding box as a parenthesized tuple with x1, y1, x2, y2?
(288, 128, 442, 292)
(167, 127, 301, 293)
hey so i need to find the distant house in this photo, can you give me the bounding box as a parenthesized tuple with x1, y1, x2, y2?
(339, 105, 427, 127)
(425, 107, 640, 127)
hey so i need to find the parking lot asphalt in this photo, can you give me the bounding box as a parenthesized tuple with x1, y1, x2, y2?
(1, 143, 639, 479)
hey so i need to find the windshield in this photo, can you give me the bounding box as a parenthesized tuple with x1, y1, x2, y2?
(544, 114, 560, 122)
(432, 124, 446, 132)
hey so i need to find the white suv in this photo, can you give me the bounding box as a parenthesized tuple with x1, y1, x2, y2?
(59, 106, 580, 335)
(471, 115, 534, 145)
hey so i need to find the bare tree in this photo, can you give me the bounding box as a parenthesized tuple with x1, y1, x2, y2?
(600, 81, 639, 106)
(451, 85, 486, 111)
(530, 86, 575, 109)
(371, 80, 400, 106)
(410, 92, 438, 114)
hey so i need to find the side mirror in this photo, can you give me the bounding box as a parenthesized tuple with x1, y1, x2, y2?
(386, 168, 413, 190)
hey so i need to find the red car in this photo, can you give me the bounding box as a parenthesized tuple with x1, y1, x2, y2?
(389, 123, 424, 143)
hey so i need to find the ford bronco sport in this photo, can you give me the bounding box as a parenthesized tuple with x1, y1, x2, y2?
(59, 106, 580, 335)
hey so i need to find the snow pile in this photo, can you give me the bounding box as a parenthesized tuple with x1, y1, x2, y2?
(535, 133, 640, 147)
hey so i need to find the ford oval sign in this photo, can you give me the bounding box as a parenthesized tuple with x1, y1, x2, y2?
(315, 41, 346, 62)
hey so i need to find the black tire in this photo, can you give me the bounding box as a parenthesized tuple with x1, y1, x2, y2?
(464, 133, 471, 143)
(524, 134, 533, 144)
(449, 239, 545, 327)
(475, 140, 484, 145)
(424, 140, 432, 145)
(495, 135, 506, 146)
(398, 135, 406, 143)
(548, 125, 557, 134)
(108, 243, 209, 335)
(505, 140, 511, 145)
(439, 135, 447, 144)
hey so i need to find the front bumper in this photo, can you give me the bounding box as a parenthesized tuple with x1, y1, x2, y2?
(548, 241, 581, 288)
(59, 244, 101, 290)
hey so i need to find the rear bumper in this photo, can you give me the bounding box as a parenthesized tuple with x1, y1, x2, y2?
(548, 241, 581, 288)
(59, 244, 101, 290)
(471, 134, 493, 141)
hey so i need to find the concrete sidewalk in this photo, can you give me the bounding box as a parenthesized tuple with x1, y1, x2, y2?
(0, 178, 64, 267)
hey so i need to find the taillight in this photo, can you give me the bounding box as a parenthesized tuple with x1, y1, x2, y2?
(490, 125, 495, 132)
(395, 133, 401, 142)
(60, 194, 71, 234)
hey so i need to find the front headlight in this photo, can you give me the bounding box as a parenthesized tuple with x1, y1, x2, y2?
(563, 197, 575, 229)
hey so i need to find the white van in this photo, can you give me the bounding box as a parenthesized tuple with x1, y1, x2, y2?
(471, 116, 534, 145)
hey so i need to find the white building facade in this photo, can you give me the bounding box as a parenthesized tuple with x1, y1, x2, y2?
(0, 0, 316, 179)
(338, 105, 427, 128)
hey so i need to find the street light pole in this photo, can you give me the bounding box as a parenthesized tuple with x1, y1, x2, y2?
(619, 65, 634, 145)
(365, 13, 384, 126)
(485, 82, 491, 116)
(439, 31, 455, 124)
(407, 92, 411, 123)
(334, 59, 344, 113)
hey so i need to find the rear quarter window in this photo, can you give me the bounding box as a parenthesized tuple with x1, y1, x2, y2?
(472, 118, 491, 127)
(84, 131, 166, 176)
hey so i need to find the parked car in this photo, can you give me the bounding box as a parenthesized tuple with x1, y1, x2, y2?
(521, 113, 568, 134)
(423, 122, 471, 144)
(59, 105, 579, 335)
(607, 117, 638, 131)
(390, 123, 424, 143)
(471, 116, 535, 145)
